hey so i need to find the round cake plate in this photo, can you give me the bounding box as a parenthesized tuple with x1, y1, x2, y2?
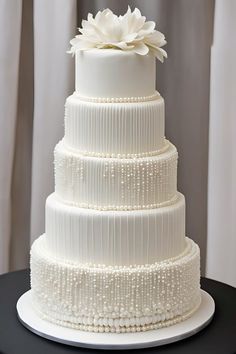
(16, 289, 214, 350)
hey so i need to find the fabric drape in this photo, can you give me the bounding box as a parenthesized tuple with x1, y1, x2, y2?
(0, 0, 23, 273)
(206, 0, 236, 287)
(30, 0, 76, 243)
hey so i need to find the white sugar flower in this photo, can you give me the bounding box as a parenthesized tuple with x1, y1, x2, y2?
(68, 7, 167, 62)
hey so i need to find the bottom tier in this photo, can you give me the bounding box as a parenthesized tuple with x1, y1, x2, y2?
(30, 235, 201, 333)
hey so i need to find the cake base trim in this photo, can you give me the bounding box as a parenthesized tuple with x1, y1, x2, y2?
(31, 297, 201, 333)
(17, 289, 215, 348)
(30, 236, 200, 333)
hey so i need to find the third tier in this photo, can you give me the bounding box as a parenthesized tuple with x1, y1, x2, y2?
(54, 140, 178, 210)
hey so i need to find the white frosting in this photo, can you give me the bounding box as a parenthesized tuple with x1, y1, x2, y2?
(30, 235, 201, 333)
(64, 94, 165, 156)
(54, 140, 178, 210)
(75, 49, 156, 98)
(30, 18, 201, 334)
(45, 193, 186, 266)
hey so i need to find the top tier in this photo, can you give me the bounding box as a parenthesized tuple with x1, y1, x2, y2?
(75, 49, 156, 99)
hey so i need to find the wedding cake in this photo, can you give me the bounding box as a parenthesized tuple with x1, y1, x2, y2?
(30, 8, 201, 333)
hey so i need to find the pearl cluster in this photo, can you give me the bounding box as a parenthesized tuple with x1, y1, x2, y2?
(30, 236, 201, 333)
(75, 91, 160, 103)
(54, 140, 178, 211)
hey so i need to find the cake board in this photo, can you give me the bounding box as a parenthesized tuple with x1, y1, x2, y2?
(16, 289, 214, 350)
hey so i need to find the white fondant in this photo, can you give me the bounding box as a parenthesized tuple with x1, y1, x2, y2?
(45, 193, 186, 266)
(75, 49, 156, 98)
(30, 235, 200, 333)
(64, 94, 165, 156)
(54, 140, 178, 210)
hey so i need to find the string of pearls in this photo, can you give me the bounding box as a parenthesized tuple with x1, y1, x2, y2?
(32, 298, 201, 333)
(75, 91, 160, 103)
(62, 139, 169, 159)
(56, 194, 179, 211)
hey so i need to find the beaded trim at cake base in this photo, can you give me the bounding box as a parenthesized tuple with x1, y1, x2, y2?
(31, 297, 201, 333)
(30, 236, 201, 333)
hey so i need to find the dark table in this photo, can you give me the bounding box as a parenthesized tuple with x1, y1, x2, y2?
(0, 269, 235, 354)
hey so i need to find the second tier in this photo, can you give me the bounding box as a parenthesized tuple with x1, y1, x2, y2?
(64, 94, 165, 157)
(54, 140, 178, 210)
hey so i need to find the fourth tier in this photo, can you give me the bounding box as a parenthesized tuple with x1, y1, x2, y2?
(45, 192, 186, 266)
(54, 140, 178, 211)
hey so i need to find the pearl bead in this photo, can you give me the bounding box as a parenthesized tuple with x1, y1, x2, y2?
(75, 91, 160, 104)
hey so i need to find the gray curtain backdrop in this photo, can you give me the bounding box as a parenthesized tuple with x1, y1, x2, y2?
(0, 1, 215, 277)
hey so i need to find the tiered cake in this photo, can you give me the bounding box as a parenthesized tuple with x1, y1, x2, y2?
(30, 8, 201, 333)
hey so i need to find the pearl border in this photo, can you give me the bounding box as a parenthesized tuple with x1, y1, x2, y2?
(56, 193, 179, 211)
(75, 91, 160, 103)
(65, 139, 170, 159)
(32, 297, 201, 333)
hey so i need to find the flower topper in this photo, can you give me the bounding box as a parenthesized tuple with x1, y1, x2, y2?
(68, 7, 167, 62)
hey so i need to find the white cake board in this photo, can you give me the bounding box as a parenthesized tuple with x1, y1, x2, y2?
(16, 289, 214, 350)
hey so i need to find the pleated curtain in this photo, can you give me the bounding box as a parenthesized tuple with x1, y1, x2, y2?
(206, 0, 236, 287)
(0, 0, 235, 287)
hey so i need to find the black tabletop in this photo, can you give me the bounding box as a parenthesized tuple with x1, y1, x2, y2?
(0, 269, 235, 354)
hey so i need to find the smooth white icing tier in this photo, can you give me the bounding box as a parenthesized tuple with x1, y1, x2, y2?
(30, 235, 201, 333)
(75, 49, 156, 98)
(64, 94, 165, 156)
(54, 140, 178, 211)
(45, 192, 186, 266)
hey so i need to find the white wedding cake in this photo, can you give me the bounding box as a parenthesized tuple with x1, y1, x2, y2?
(30, 8, 201, 333)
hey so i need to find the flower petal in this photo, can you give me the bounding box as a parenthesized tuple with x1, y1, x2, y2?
(148, 46, 167, 62)
(68, 7, 167, 62)
(145, 30, 166, 47)
(123, 32, 138, 42)
(133, 42, 149, 55)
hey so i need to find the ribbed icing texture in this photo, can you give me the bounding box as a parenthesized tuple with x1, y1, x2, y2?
(64, 94, 165, 156)
(46, 193, 186, 266)
(31, 235, 201, 333)
(54, 140, 178, 210)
